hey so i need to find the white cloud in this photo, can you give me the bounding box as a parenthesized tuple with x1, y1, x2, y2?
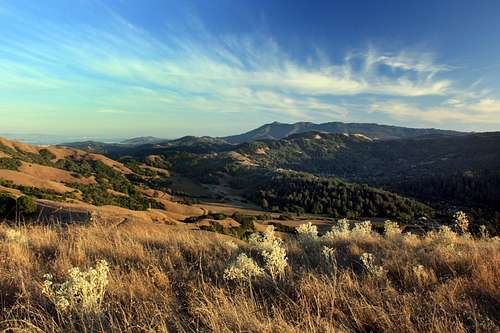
(370, 98, 500, 124)
(0, 3, 497, 127)
(467, 98, 500, 113)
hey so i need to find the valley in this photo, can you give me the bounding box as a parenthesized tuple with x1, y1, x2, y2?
(1, 122, 499, 332)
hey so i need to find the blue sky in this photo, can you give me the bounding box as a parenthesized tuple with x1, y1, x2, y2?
(1, 0, 500, 138)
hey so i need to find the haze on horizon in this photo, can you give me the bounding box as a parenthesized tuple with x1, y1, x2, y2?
(1, 0, 500, 138)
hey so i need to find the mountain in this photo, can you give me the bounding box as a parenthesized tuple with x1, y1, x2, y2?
(120, 136, 168, 145)
(236, 131, 500, 214)
(38, 123, 500, 230)
(238, 131, 500, 176)
(1, 135, 437, 224)
(223, 121, 465, 143)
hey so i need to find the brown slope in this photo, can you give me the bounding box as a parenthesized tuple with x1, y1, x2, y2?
(0, 169, 75, 193)
(18, 161, 96, 185)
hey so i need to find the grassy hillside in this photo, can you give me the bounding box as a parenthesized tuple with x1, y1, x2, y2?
(0, 137, 166, 211)
(60, 132, 500, 230)
(0, 219, 498, 332)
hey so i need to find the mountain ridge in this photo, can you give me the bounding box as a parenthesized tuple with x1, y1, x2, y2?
(222, 121, 466, 143)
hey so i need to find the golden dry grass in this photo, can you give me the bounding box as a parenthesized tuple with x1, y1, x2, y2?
(0, 221, 498, 332)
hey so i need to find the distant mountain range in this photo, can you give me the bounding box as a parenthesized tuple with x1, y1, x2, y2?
(3, 121, 499, 231)
(62, 121, 468, 148)
(120, 136, 168, 145)
(222, 121, 465, 144)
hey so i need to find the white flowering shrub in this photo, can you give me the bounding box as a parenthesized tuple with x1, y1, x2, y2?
(402, 232, 419, 245)
(42, 260, 110, 315)
(453, 211, 469, 234)
(352, 221, 372, 237)
(248, 226, 288, 280)
(248, 225, 283, 252)
(383, 220, 401, 238)
(434, 225, 457, 243)
(223, 253, 264, 281)
(224, 240, 239, 251)
(296, 222, 319, 245)
(3, 228, 27, 244)
(321, 246, 337, 272)
(479, 225, 489, 239)
(323, 218, 350, 240)
(262, 245, 287, 280)
(359, 253, 386, 277)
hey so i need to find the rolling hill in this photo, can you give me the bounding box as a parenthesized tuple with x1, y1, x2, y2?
(0, 135, 437, 225)
(29, 124, 500, 232)
(236, 131, 500, 213)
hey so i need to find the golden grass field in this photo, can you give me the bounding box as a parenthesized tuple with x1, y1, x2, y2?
(0, 220, 498, 332)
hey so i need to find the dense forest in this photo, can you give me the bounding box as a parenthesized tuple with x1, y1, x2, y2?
(228, 168, 433, 222)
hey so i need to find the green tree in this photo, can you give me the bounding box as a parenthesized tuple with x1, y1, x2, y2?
(0, 194, 16, 218)
(17, 196, 37, 215)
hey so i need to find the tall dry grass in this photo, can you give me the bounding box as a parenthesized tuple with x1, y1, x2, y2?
(0, 221, 498, 332)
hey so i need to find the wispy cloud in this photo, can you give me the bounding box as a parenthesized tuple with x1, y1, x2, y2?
(370, 97, 500, 125)
(95, 108, 129, 114)
(0, 2, 497, 131)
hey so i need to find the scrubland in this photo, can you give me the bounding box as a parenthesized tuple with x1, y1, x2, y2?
(0, 219, 498, 332)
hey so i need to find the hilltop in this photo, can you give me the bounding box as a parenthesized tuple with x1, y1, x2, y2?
(223, 121, 465, 143)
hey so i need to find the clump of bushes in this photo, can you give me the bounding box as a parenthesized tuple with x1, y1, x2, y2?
(42, 260, 110, 316)
(0, 157, 21, 170)
(0, 194, 37, 219)
(225, 225, 288, 281)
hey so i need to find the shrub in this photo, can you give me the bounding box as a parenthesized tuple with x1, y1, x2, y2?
(321, 246, 337, 273)
(248, 225, 282, 252)
(296, 222, 319, 245)
(0, 157, 21, 170)
(383, 220, 401, 238)
(412, 264, 433, 286)
(261, 243, 287, 280)
(223, 253, 264, 281)
(479, 225, 489, 238)
(323, 218, 350, 239)
(0, 194, 16, 218)
(433, 225, 457, 244)
(2, 228, 27, 244)
(232, 213, 255, 229)
(359, 252, 386, 277)
(352, 220, 372, 237)
(223, 240, 239, 251)
(453, 211, 470, 234)
(248, 226, 288, 280)
(17, 196, 37, 215)
(42, 260, 110, 316)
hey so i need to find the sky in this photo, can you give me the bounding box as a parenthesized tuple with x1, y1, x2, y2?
(1, 0, 500, 139)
